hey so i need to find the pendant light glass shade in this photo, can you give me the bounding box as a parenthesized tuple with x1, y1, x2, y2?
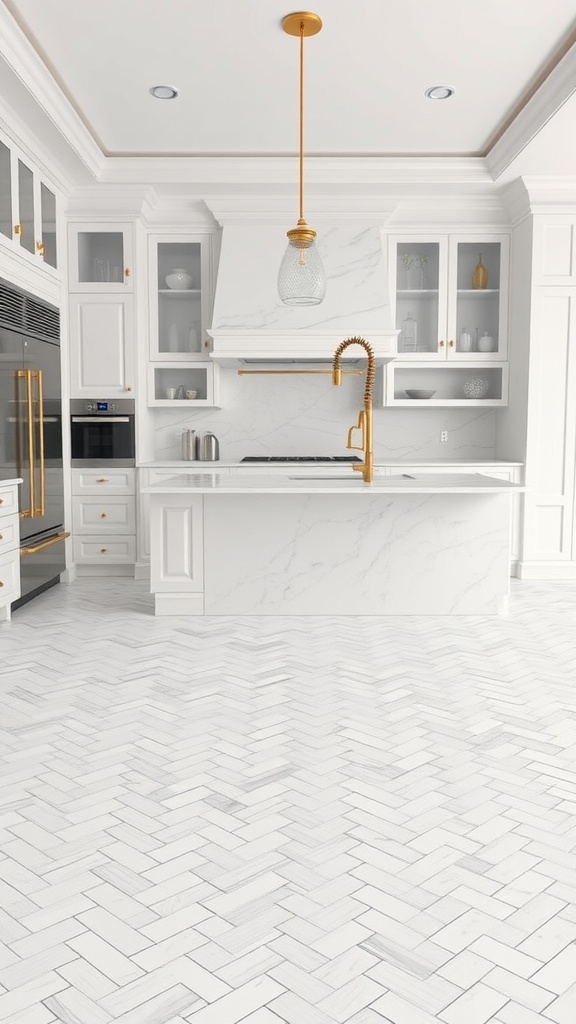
(278, 233, 326, 305)
(279, 12, 325, 306)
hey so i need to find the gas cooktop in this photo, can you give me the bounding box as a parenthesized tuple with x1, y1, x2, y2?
(241, 456, 361, 463)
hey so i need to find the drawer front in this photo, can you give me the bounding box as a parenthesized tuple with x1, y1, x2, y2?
(73, 496, 136, 534)
(0, 486, 18, 518)
(72, 468, 136, 495)
(73, 535, 136, 564)
(0, 550, 21, 605)
(0, 515, 19, 555)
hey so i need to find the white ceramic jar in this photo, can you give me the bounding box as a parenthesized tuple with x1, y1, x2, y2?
(478, 331, 495, 352)
(165, 268, 193, 290)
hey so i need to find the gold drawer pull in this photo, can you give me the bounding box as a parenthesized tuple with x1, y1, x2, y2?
(36, 240, 46, 256)
(125, 267, 131, 277)
(14, 224, 22, 236)
(97, 478, 110, 483)
(0, 499, 4, 505)
(100, 512, 108, 518)
(439, 340, 445, 348)
(449, 339, 454, 348)
(100, 548, 108, 553)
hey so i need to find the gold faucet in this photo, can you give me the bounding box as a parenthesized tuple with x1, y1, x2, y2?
(332, 336, 375, 484)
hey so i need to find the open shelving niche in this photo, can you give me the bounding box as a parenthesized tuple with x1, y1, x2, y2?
(380, 362, 509, 407)
(148, 362, 221, 407)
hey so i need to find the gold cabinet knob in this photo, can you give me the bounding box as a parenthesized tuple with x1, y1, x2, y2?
(100, 548, 108, 553)
(0, 534, 3, 541)
(0, 498, 4, 505)
(97, 478, 109, 483)
(100, 512, 107, 518)
(14, 224, 22, 236)
(125, 267, 131, 277)
(36, 240, 46, 256)
(0, 581, 4, 588)
(125, 386, 133, 392)
(449, 339, 455, 348)
(439, 340, 445, 348)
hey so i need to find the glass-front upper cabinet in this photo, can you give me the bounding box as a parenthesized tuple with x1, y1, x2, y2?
(68, 224, 134, 292)
(148, 235, 211, 360)
(389, 234, 509, 361)
(0, 134, 59, 273)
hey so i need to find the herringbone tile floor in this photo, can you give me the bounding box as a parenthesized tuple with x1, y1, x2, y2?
(1, 578, 575, 1024)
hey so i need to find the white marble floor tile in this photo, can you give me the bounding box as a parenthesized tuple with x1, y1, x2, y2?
(1, 578, 576, 1022)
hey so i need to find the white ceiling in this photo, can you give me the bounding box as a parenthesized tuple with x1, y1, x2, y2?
(3, 0, 576, 164)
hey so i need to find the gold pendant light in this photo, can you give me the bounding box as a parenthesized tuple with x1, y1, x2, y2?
(278, 11, 326, 306)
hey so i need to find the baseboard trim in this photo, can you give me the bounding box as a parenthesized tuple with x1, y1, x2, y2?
(154, 593, 204, 616)
(134, 561, 150, 581)
(517, 561, 576, 580)
(76, 564, 135, 577)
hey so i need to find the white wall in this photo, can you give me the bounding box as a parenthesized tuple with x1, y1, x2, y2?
(153, 367, 496, 460)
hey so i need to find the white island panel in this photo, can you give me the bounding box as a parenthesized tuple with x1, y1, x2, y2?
(202, 492, 509, 615)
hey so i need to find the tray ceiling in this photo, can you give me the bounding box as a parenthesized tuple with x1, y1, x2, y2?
(3, 0, 576, 161)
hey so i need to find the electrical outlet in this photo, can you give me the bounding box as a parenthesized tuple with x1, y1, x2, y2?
(440, 430, 448, 444)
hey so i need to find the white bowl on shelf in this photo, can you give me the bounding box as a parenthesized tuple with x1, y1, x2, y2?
(165, 268, 193, 290)
(405, 389, 436, 399)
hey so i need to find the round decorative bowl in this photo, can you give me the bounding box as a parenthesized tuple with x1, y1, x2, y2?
(405, 389, 436, 399)
(165, 268, 193, 290)
(462, 376, 489, 399)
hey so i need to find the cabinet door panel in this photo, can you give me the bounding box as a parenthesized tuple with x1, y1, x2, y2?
(68, 224, 134, 291)
(69, 295, 135, 397)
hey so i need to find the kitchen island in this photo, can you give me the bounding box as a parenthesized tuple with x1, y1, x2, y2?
(142, 472, 525, 616)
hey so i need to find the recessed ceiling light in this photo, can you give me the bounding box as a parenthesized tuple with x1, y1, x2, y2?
(425, 85, 454, 100)
(149, 85, 179, 100)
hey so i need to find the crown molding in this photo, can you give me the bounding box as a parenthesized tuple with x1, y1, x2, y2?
(500, 176, 576, 222)
(486, 42, 576, 181)
(0, 4, 104, 181)
(98, 155, 492, 188)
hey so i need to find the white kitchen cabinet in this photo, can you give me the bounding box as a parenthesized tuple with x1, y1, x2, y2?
(68, 223, 134, 292)
(148, 235, 212, 360)
(380, 361, 509, 407)
(150, 493, 204, 608)
(0, 130, 59, 274)
(0, 483, 21, 622)
(69, 294, 136, 398)
(72, 467, 136, 571)
(388, 234, 509, 361)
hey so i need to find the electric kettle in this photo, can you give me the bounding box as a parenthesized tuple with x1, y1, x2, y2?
(198, 433, 220, 461)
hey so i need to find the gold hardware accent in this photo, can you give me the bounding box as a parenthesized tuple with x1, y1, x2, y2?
(449, 339, 455, 348)
(0, 581, 3, 588)
(14, 224, 22, 236)
(125, 386, 133, 392)
(0, 534, 3, 540)
(332, 337, 374, 484)
(0, 500, 3, 506)
(35, 370, 45, 516)
(97, 478, 110, 483)
(237, 369, 363, 376)
(17, 370, 36, 516)
(439, 340, 445, 348)
(36, 240, 46, 256)
(125, 267, 131, 277)
(20, 531, 70, 556)
(100, 512, 107, 518)
(281, 13, 323, 276)
(100, 548, 108, 553)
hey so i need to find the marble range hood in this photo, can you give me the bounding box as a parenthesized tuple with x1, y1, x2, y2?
(206, 222, 399, 367)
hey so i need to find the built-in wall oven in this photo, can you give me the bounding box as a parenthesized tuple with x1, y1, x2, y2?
(70, 399, 135, 467)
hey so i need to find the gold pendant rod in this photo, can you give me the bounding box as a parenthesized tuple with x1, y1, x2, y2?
(299, 22, 304, 222)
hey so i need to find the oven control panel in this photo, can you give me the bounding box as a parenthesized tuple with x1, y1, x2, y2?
(70, 399, 135, 415)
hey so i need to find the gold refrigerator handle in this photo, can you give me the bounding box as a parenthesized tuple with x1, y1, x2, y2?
(21, 531, 70, 556)
(34, 370, 45, 516)
(16, 370, 35, 517)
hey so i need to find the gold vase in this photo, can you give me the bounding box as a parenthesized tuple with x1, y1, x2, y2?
(472, 253, 488, 289)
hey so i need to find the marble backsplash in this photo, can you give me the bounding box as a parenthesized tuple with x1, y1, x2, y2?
(152, 367, 496, 461)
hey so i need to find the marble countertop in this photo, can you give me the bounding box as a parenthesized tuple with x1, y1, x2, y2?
(142, 472, 526, 495)
(139, 458, 524, 469)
